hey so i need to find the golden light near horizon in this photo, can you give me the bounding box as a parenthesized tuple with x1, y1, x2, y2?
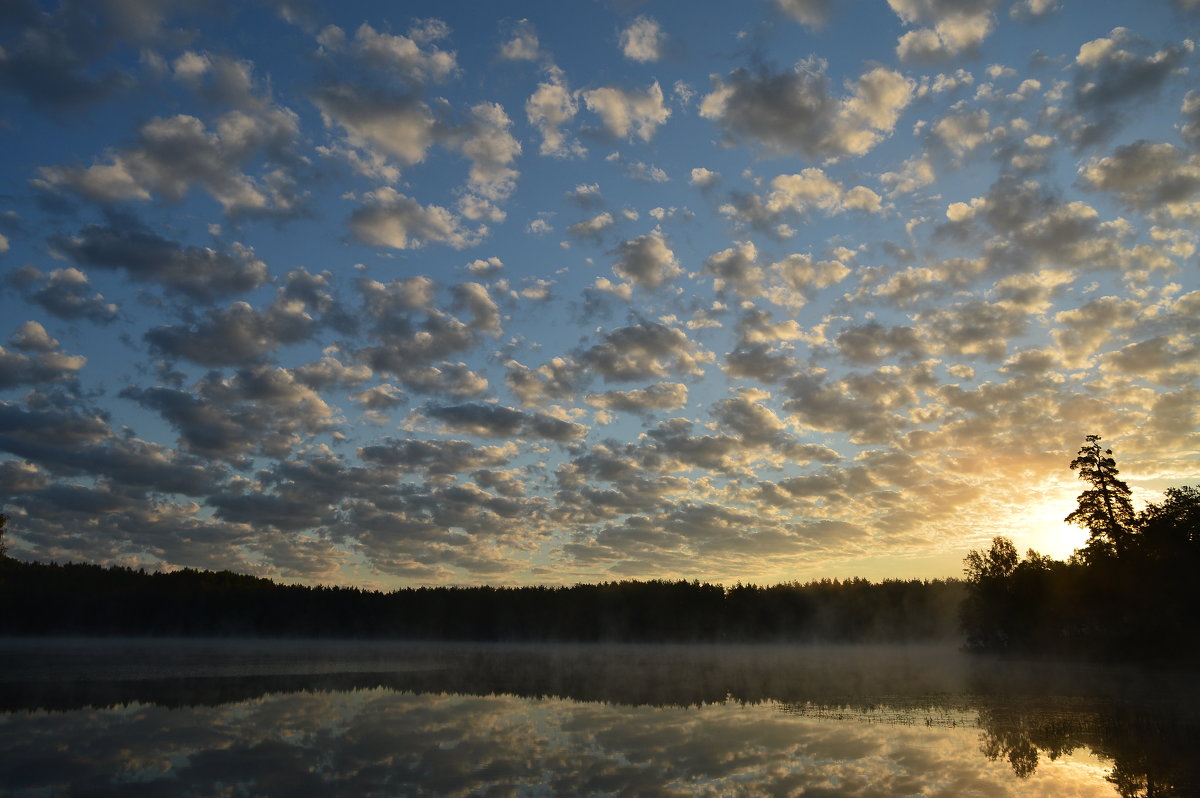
(1013, 494, 1091, 562)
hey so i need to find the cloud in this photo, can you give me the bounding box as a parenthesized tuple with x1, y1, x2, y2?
(123, 366, 337, 461)
(505, 357, 585, 407)
(722, 169, 883, 231)
(888, 0, 1001, 62)
(1064, 27, 1191, 146)
(350, 384, 407, 422)
(1010, 0, 1061, 20)
(145, 300, 315, 367)
(772, 253, 851, 297)
(583, 81, 671, 141)
(880, 154, 936, 196)
(426, 402, 587, 441)
(465, 256, 505, 277)
(0, 322, 86, 389)
(705, 241, 765, 298)
(6, 265, 118, 323)
(700, 60, 913, 160)
(313, 83, 437, 176)
(610, 232, 682, 290)
(610, 155, 669, 183)
(568, 211, 616, 242)
(0, 395, 223, 500)
(1099, 335, 1200, 386)
(932, 109, 992, 159)
(358, 437, 517, 475)
(726, 342, 803, 384)
(619, 16, 664, 63)
(4, 0, 1199, 586)
(578, 321, 712, 382)
(1051, 295, 1142, 366)
(775, 0, 839, 27)
(782, 368, 921, 444)
(349, 187, 483, 250)
(58, 221, 269, 302)
(498, 19, 539, 61)
(313, 28, 519, 222)
(318, 21, 457, 84)
(1182, 90, 1200, 148)
(452, 102, 522, 217)
(353, 277, 490, 395)
(37, 109, 306, 218)
(526, 69, 583, 157)
(566, 183, 604, 208)
(0, 0, 162, 115)
(585, 382, 689, 415)
(450, 282, 504, 336)
(833, 322, 926, 365)
(915, 299, 1031, 360)
(690, 168, 720, 189)
(935, 175, 1140, 275)
(1078, 140, 1200, 221)
(292, 355, 372, 390)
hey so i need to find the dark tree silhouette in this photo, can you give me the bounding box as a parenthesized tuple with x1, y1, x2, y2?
(961, 434, 1200, 660)
(1137, 486, 1200, 557)
(964, 536, 1019, 582)
(0, 559, 966, 642)
(1065, 435, 1135, 560)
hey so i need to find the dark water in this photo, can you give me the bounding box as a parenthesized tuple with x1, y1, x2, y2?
(1, 640, 1197, 796)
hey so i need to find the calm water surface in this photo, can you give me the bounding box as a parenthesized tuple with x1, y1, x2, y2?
(1, 640, 1196, 796)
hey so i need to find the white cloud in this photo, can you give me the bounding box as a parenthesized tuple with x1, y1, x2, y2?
(1010, 0, 1061, 19)
(38, 110, 304, 218)
(933, 109, 992, 158)
(690, 168, 720, 189)
(889, 0, 1000, 61)
(583, 81, 671, 141)
(314, 84, 435, 171)
(526, 70, 583, 157)
(453, 101, 522, 219)
(345, 21, 457, 83)
(349, 188, 483, 250)
(619, 16, 664, 62)
(880, 154, 935, 196)
(498, 19, 539, 61)
(568, 212, 616, 241)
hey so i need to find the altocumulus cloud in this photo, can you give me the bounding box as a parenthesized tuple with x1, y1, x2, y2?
(0, 0, 1196, 587)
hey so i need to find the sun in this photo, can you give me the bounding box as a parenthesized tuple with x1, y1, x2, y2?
(1018, 496, 1090, 561)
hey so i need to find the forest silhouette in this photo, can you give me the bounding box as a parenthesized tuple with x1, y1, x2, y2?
(1, 435, 1197, 655)
(0, 560, 963, 642)
(961, 436, 1200, 661)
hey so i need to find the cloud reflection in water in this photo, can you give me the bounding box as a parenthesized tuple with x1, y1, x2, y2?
(1, 689, 1117, 796)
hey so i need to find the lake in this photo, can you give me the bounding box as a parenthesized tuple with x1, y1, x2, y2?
(1, 639, 1196, 796)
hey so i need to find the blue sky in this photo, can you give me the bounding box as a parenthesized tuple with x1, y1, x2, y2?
(1, 0, 1198, 587)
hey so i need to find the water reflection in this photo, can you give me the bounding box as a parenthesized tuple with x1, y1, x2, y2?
(1, 640, 1196, 797)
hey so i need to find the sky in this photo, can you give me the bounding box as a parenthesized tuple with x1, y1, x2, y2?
(1, 0, 1198, 589)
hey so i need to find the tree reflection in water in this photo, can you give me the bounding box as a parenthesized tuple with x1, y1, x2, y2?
(975, 695, 1200, 798)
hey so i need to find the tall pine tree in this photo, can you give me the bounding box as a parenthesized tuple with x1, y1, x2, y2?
(1065, 435, 1135, 559)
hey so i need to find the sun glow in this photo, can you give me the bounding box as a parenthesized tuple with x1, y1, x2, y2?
(1017, 496, 1089, 561)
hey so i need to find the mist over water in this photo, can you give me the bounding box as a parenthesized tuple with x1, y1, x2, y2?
(1, 639, 1196, 796)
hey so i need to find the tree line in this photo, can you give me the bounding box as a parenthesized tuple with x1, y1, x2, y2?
(962, 435, 1200, 661)
(0, 547, 963, 642)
